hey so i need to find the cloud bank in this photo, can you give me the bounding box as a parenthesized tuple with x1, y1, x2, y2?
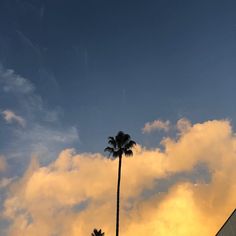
(1, 119, 236, 236)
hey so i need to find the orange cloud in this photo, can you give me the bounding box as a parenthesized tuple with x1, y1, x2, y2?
(2, 119, 236, 236)
(0, 155, 7, 172)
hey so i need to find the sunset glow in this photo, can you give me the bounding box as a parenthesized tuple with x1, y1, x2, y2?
(0, 1, 235, 235)
(1, 120, 236, 235)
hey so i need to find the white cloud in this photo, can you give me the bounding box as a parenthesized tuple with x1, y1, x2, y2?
(0, 66, 79, 164)
(15, 124, 79, 154)
(2, 110, 26, 127)
(0, 66, 34, 94)
(10, 124, 79, 164)
(176, 118, 192, 134)
(142, 119, 171, 133)
(24, 125, 78, 143)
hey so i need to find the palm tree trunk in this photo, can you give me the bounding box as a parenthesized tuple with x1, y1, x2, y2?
(116, 155, 122, 236)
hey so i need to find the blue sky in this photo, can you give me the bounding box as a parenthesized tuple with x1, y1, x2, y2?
(0, 0, 236, 172)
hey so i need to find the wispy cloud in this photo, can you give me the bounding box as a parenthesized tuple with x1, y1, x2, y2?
(0, 66, 34, 94)
(0, 178, 13, 189)
(16, 30, 42, 59)
(0, 66, 79, 167)
(12, 125, 79, 159)
(1, 110, 26, 127)
(142, 119, 171, 133)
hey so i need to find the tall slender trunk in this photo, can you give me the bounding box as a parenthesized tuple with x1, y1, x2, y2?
(116, 155, 122, 236)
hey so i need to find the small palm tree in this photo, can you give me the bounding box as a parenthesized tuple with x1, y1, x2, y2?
(105, 131, 136, 236)
(91, 228, 105, 236)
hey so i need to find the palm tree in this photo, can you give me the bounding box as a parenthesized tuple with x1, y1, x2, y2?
(91, 228, 105, 236)
(104, 131, 136, 236)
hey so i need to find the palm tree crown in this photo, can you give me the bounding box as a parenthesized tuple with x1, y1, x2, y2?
(91, 228, 105, 236)
(104, 131, 136, 158)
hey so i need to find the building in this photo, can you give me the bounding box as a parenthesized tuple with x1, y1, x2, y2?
(216, 209, 236, 235)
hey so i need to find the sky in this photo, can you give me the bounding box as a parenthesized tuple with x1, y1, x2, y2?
(0, 0, 236, 235)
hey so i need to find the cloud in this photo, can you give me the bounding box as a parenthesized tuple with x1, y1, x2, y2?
(0, 66, 34, 94)
(176, 118, 192, 134)
(0, 66, 78, 167)
(142, 119, 171, 133)
(16, 30, 42, 59)
(15, 125, 79, 144)
(2, 119, 236, 236)
(11, 125, 79, 161)
(0, 155, 7, 172)
(2, 110, 26, 127)
(0, 178, 14, 189)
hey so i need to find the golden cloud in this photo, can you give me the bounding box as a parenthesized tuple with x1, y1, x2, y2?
(2, 119, 236, 236)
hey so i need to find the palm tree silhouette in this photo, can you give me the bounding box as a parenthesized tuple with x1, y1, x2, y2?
(91, 228, 105, 236)
(105, 131, 136, 236)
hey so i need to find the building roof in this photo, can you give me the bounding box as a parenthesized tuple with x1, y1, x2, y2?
(216, 209, 236, 236)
